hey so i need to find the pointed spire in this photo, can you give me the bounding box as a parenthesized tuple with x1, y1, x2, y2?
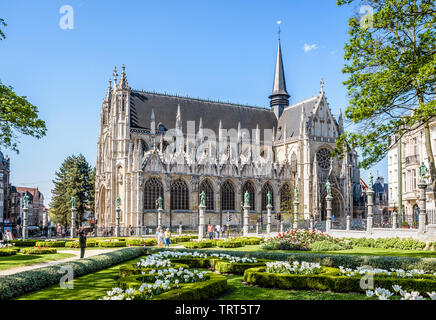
(150, 109, 155, 135)
(119, 64, 129, 89)
(320, 78, 324, 94)
(269, 38, 290, 110)
(176, 104, 182, 131)
(112, 66, 118, 87)
(338, 108, 344, 134)
(104, 79, 112, 103)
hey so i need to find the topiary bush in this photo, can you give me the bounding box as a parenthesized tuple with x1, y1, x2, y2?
(183, 241, 215, 249)
(216, 240, 243, 248)
(126, 238, 157, 246)
(65, 241, 97, 248)
(35, 241, 66, 248)
(171, 235, 198, 243)
(98, 241, 127, 248)
(212, 259, 268, 274)
(21, 247, 57, 255)
(239, 237, 262, 245)
(0, 249, 17, 256)
(10, 240, 38, 247)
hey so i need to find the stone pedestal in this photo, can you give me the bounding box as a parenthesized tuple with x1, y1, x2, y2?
(366, 189, 374, 234)
(157, 208, 164, 231)
(392, 212, 398, 229)
(71, 208, 76, 238)
(326, 194, 333, 234)
(178, 224, 183, 236)
(266, 204, 272, 235)
(243, 204, 250, 237)
(293, 200, 299, 230)
(418, 181, 427, 233)
(256, 222, 259, 235)
(22, 207, 28, 240)
(198, 204, 206, 241)
(346, 215, 351, 231)
(115, 207, 121, 237)
(280, 221, 283, 233)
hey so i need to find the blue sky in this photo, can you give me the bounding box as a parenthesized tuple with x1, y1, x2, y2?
(0, 0, 387, 205)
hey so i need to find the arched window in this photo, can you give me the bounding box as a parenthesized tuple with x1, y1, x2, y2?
(317, 148, 331, 170)
(171, 179, 189, 210)
(144, 178, 164, 210)
(280, 183, 292, 212)
(199, 179, 214, 210)
(221, 181, 235, 211)
(261, 183, 274, 211)
(242, 181, 255, 211)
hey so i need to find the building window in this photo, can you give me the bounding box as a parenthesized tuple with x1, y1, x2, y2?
(221, 181, 235, 211)
(143, 178, 164, 210)
(412, 169, 416, 190)
(242, 181, 255, 211)
(280, 183, 292, 211)
(316, 148, 331, 170)
(170, 179, 189, 210)
(199, 179, 214, 210)
(261, 183, 274, 211)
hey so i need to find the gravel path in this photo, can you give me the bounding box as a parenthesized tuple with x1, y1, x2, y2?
(0, 249, 118, 276)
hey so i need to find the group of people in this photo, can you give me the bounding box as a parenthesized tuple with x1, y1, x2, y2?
(207, 224, 227, 240)
(155, 227, 172, 248)
(0, 229, 14, 243)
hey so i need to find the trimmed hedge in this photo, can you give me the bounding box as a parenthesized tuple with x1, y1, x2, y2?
(21, 247, 57, 255)
(35, 241, 66, 248)
(212, 259, 269, 274)
(98, 241, 127, 248)
(0, 249, 17, 256)
(118, 263, 190, 279)
(126, 238, 157, 246)
(151, 248, 436, 272)
(65, 241, 97, 248)
(10, 240, 38, 247)
(345, 237, 428, 251)
(309, 240, 350, 252)
(0, 246, 148, 300)
(244, 267, 436, 293)
(171, 235, 198, 243)
(183, 241, 214, 249)
(238, 237, 262, 245)
(216, 240, 243, 248)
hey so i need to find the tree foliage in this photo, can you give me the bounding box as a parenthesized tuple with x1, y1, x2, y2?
(49, 154, 95, 227)
(335, 0, 436, 196)
(0, 18, 47, 152)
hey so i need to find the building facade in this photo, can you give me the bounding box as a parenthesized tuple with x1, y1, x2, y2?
(95, 39, 362, 231)
(388, 118, 436, 225)
(0, 151, 10, 227)
(14, 187, 45, 227)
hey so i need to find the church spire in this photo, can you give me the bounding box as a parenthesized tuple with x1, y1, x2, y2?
(269, 37, 290, 119)
(338, 108, 344, 134)
(119, 64, 129, 89)
(104, 79, 112, 103)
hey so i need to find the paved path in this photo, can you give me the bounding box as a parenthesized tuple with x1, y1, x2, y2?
(0, 249, 118, 276)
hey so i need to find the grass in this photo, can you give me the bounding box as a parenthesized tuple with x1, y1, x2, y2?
(0, 253, 76, 271)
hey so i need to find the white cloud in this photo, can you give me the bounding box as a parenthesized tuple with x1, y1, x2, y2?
(303, 43, 318, 53)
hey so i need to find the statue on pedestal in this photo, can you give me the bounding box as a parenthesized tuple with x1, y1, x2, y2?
(200, 191, 206, 207)
(116, 196, 121, 208)
(326, 180, 331, 197)
(157, 196, 163, 210)
(71, 196, 76, 209)
(368, 173, 374, 190)
(23, 194, 29, 209)
(267, 191, 271, 206)
(244, 191, 250, 207)
(419, 162, 428, 182)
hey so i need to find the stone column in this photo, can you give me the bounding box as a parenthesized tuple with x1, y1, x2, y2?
(266, 204, 272, 235)
(418, 181, 427, 233)
(309, 216, 314, 230)
(178, 223, 183, 235)
(198, 204, 206, 240)
(392, 211, 398, 229)
(346, 215, 351, 231)
(326, 194, 333, 234)
(22, 206, 28, 240)
(366, 189, 374, 234)
(71, 208, 77, 238)
(115, 207, 121, 237)
(157, 207, 163, 230)
(293, 199, 299, 230)
(243, 204, 250, 237)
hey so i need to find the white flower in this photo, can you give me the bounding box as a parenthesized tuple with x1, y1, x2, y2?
(392, 285, 402, 292)
(426, 292, 436, 300)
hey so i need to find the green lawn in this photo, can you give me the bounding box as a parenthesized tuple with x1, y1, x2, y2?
(0, 253, 76, 271)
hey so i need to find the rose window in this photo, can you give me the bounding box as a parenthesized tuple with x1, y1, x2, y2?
(317, 148, 331, 170)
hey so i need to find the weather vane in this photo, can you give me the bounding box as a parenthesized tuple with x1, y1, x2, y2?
(277, 20, 281, 39)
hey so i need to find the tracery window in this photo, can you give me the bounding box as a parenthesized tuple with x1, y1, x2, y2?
(280, 183, 292, 211)
(199, 179, 214, 210)
(221, 180, 235, 211)
(317, 148, 331, 170)
(144, 178, 164, 210)
(242, 181, 255, 211)
(261, 183, 274, 211)
(170, 179, 189, 210)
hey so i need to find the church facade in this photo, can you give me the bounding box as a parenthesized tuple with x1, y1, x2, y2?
(94, 39, 362, 232)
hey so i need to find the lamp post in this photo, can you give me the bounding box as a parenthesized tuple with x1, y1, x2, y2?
(366, 173, 374, 234)
(115, 196, 121, 237)
(156, 196, 163, 231)
(22, 194, 29, 240)
(266, 191, 272, 235)
(243, 191, 250, 237)
(293, 187, 299, 230)
(325, 180, 332, 234)
(418, 162, 428, 233)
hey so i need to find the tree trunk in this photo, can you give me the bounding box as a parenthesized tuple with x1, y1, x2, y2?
(424, 122, 436, 199)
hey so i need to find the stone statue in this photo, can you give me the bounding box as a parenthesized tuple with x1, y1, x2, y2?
(116, 196, 121, 208)
(244, 191, 250, 207)
(326, 180, 331, 197)
(23, 194, 29, 208)
(71, 196, 76, 209)
(267, 191, 271, 206)
(419, 162, 427, 182)
(294, 187, 299, 202)
(368, 173, 374, 190)
(200, 191, 206, 207)
(157, 196, 163, 210)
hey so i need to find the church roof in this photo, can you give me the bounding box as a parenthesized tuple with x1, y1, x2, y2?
(129, 90, 278, 140)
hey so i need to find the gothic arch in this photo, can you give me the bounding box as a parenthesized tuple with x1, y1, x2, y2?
(320, 187, 345, 220)
(170, 178, 189, 210)
(261, 182, 274, 212)
(279, 183, 292, 212)
(144, 177, 164, 210)
(242, 181, 255, 211)
(221, 180, 235, 211)
(199, 178, 214, 210)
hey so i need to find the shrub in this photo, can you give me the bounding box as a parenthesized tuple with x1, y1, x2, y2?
(10, 240, 38, 247)
(118, 263, 190, 278)
(171, 235, 198, 243)
(21, 248, 57, 255)
(0, 249, 17, 256)
(216, 240, 243, 248)
(239, 237, 262, 245)
(0, 247, 148, 300)
(345, 237, 427, 251)
(126, 238, 157, 246)
(244, 267, 436, 294)
(35, 241, 66, 248)
(65, 241, 97, 248)
(309, 240, 351, 252)
(212, 259, 268, 274)
(98, 241, 127, 248)
(183, 241, 214, 249)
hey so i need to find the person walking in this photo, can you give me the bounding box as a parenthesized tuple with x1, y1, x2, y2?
(129, 225, 134, 236)
(79, 229, 87, 259)
(164, 228, 171, 248)
(207, 224, 214, 240)
(221, 225, 225, 238)
(158, 228, 165, 248)
(215, 224, 221, 239)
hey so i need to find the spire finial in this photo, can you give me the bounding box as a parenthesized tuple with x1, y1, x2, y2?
(119, 64, 129, 89)
(113, 66, 118, 86)
(277, 20, 281, 40)
(320, 78, 324, 94)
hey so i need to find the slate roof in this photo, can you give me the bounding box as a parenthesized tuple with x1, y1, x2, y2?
(129, 91, 278, 140)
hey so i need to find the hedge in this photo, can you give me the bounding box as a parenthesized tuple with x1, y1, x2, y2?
(183, 241, 214, 249)
(21, 248, 57, 255)
(98, 241, 127, 248)
(0, 246, 148, 300)
(151, 248, 436, 272)
(65, 241, 97, 248)
(118, 263, 190, 279)
(35, 241, 66, 248)
(239, 237, 262, 245)
(0, 249, 17, 256)
(345, 237, 428, 251)
(126, 238, 157, 246)
(216, 240, 243, 248)
(212, 259, 269, 274)
(244, 267, 436, 294)
(10, 240, 38, 247)
(171, 235, 198, 243)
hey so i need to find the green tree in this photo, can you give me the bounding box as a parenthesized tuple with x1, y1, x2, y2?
(335, 0, 436, 197)
(0, 18, 47, 152)
(49, 154, 95, 228)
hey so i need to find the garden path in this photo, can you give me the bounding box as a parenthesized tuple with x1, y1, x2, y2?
(0, 249, 118, 276)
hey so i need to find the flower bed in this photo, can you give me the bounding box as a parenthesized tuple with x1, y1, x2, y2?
(366, 285, 436, 300)
(35, 241, 66, 248)
(98, 240, 127, 247)
(21, 247, 58, 255)
(265, 261, 323, 275)
(126, 238, 156, 246)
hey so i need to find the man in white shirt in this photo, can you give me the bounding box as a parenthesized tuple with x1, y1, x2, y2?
(215, 224, 221, 239)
